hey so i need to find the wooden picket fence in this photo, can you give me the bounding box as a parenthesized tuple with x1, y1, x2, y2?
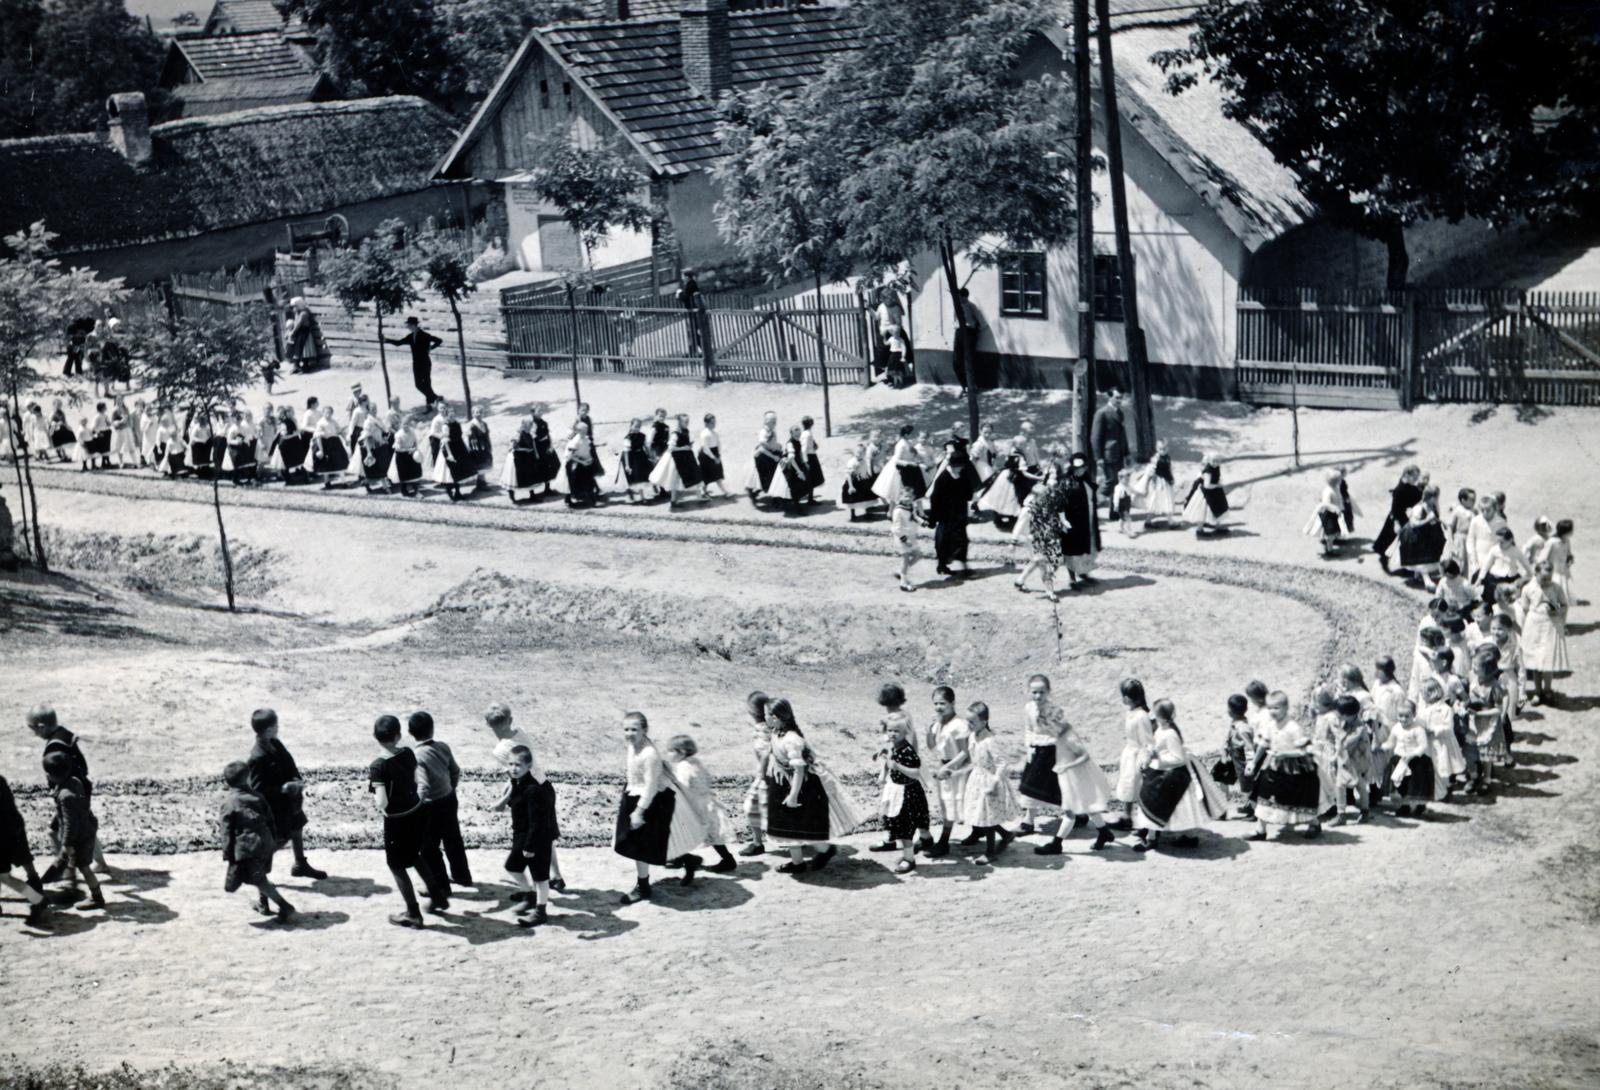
(502, 290, 874, 386)
(1236, 286, 1600, 409)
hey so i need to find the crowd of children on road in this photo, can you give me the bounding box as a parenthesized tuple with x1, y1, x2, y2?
(2, 594, 1542, 930)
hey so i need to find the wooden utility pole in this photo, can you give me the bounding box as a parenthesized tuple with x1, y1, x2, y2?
(1093, 0, 1155, 461)
(1071, 0, 1097, 462)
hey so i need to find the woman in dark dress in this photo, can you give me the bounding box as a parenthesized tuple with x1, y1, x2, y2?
(1017, 673, 1063, 831)
(531, 408, 561, 496)
(878, 711, 930, 874)
(1057, 453, 1100, 588)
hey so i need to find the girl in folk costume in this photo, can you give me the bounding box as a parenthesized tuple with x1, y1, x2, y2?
(877, 711, 931, 874)
(1465, 646, 1513, 793)
(1399, 483, 1448, 586)
(1013, 461, 1066, 600)
(0, 409, 16, 462)
(914, 430, 940, 482)
(1490, 613, 1528, 709)
(1326, 695, 1374, 824)
(961, 702, 1020, 864)
(1113, 678, 1155, 822)
(187, 410, 215, 478)
(1309, 685, 1343, 819)
(432, 417, 477, 499)
(1370, 655, 1406, 731)
(1304, 468, 1346, 557)
(310, 406, 350, 483)
(1131, 439, 1177, 528)
(218, 760, 294, 923)
(563, 420, 602, 508)
(1546, 518, 1575, 600)
(1222, 694, 1256, 817)
(576, 401, 608, 479)
(739, 691, 773, 857)
(466, 409, 493, 480)
(799, 415, 825, 503)
(18, 403, 44, 461)
(1132, 701, 1226, 851)
(1465, 492, 1508, 579)
(1417, 677, 1466, 790)
(969, 421, 1000, 488)
(1112, 467, 1136, 536)
(1388, 700, 1443, 815)
(648, 407, 671, 462)
(1473, 526, 1533, 608)
(253, 404, 277, 472)
(1434, 559, 1477, 636)
(977, 445, 1033, 533)
(355, 412, 394, 494)
(1248, 690, 1324, 840)
(665, 733, 739, 879)
(1032, 702, 1117, 854)
(222, 413, 258, 486)
(763, 698, 866, 875)
(108, 396, 136, 467)
(424, 403, 450, 475)
(761, 425, 810, 509)
(872, 423, 928, 507)
(529, 406, 561, 496)
(890, 489, 921, 592)
(613, 712, 707, 905)
(869, 683, 927, 854)
(1016, 673, 1063, 833)
(1445, 488, 1478, 573)
(696, 412, 728, 498)
(618, 417, 657, 503)
(743, 412, 784, 501)
(1015, 420, 1043, 468)
(500, 416, 542, 501)
(1516, 559, 1570, 704)
(1182, 453, 1230, 537)
(841, 442, 880, 520)
(270, 406, 309, 482)
(648, 413, 704, 509)
(131, 400, 151, 466)
(47, 401, 76, 462)
(151, 411, 187, 476)
(80, 402, 111, 469)
(921, 685, 972, 858)
(1527, 515, 1555, 568)
(388, 414, 425, 497)
(1407, 625, 1449, 702)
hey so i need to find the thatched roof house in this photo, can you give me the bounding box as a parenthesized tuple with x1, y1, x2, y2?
(0, 95, 483, 283)
(160, 28, 337, 118)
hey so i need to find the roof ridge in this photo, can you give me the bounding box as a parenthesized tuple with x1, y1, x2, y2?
(152, 95, 432, 134)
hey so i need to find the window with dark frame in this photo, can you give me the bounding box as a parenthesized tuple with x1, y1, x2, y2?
(998, 252, 1047, 319)
(1093, 253, 1127, 323)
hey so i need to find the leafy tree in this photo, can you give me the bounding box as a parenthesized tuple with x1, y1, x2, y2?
(525, 131, 654, 270)
(1155, 1, 1600, 288)
(713, 85, 858, 437)
(276, 0, 460, 101)
(0, 0, 169, 138)
(764, 0, 1077, 439)
(420, 236, 477, 416)
(320, 220, 423, 406)
(439, 0, 585, 99)
(0, 222, 124, 571)
(132, 310, 268, 611)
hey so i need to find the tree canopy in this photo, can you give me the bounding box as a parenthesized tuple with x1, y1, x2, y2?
(1155, 1, 1600, 287)
(0, 0, 169, 139)
(524, 132, 654, 270)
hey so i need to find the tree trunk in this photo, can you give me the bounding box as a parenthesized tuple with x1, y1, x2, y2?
(1384, 222, 1411, 291)
(1071, 0, 1098, 467)
(375, 308, 393, 407)
(450, 296, 473, 418)
(1094, 0, 1155, 462)
(939, 233, 979, 441)
(7, 385, 36, 567)
(9, 378, 47, 572)
(567, 284, 583, 408)
(212, 463, 235, 612)
(813, 267, 832, 438)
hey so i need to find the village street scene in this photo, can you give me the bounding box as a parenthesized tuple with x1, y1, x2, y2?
(1, 1, 1598, 1089)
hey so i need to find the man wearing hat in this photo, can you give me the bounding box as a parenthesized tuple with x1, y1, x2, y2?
(1059, 452, 1101, 587)
(386, 316, 444, 409)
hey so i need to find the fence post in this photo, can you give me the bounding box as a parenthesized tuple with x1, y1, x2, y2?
(1401, 290, 1419, 411)
(699, 306, 716, 383)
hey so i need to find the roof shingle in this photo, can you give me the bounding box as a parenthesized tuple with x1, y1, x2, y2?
(205, 0, 287, 33)
(171, 30, 313, 82)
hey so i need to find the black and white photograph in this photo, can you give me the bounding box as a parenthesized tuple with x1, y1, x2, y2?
(2, 0, 1597, 1087)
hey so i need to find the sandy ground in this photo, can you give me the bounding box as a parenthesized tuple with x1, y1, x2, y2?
(2, 373, 1598, 1089)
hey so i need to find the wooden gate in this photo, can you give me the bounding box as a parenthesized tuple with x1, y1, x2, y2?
(1416, 290, 1600, 406)
(1235, 287, 1407, 410)
(502, 291, 872, 386)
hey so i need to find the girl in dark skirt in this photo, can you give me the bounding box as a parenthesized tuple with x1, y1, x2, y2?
(223, 414, 258, 486)
(648, 407, 671, 461)
(310, 408, 349, 484)
(841, 442, 880, 520)
(619, 418, 656, 503)
(764, 698, 866, 874)
(800, 415, 825, 503)
(47, 402, 75, 462)
(564, 422, 602, 507)
(151, 411, 186, 477)
(188, 413, 215, 479)
(696, 413, 727, 497)
(615, 712, 705, 904)
(1399, 483, 1448, 586)
(877, 711, 929, 874)
(356, 422, 394, 494)
(467, 410, 493, 477)
(743, 413, 784, 500)
(432, 417, 477, 501)
(532, 408, 561, 494)
(1388, 701, 1442, 814)
(1131, 701, 1223, 852)
(1249, 691, 1325, 840)
(764, 425, 809, 508)
(219, 760, 294, 923)
(578, 402, 607, 479)
(500, 417, 541, 502)
(1017, 673, 1063, 832)
(388, 416, 425, 497)
(649, 413, 704, 509)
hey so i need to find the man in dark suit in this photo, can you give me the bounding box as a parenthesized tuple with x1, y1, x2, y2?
(1090, 389, 1129, 506)
(386, 316, 444, 408)
(1373, 464, 1423, 572)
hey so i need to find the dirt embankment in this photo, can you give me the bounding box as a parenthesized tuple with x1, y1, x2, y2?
(30, 528, 280, 600)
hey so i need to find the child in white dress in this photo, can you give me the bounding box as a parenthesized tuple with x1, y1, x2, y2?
(1032, 703, 1115, 853)
(1113, 678, 1153, 821)
(960, 702, 1019, 864)
(666, 733, 739, 880)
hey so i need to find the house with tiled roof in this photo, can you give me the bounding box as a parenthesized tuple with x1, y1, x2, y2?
(434, 0, 858, 285)
(203, 0, 289, 34)
(160, 24, 336, 118)
(0, 94, 485, 284)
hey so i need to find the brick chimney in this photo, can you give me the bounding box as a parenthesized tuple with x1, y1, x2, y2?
(106, 93, 153, 168)
(680, 0, 732, 100)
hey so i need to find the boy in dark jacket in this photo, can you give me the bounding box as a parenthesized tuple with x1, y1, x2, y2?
(501, 745, 558, 929)
(246, 709, 327, 880)
(220, 760, 294, 922)
(39, 752, 104, 909)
